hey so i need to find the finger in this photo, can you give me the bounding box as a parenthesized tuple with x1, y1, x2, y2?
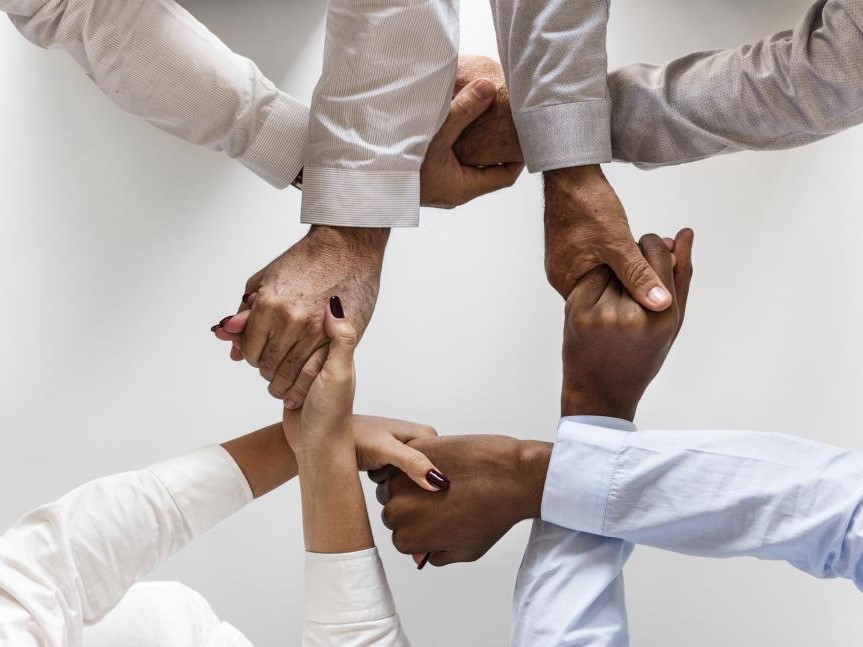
(663, 237, 675, 252)
(268, 339, 325, 400)
(605, 238, 672, 312)
(322, 296, 358, 374)
(380, 436, 449, 492)
(638, 234, 676, 302)
(222, 309, 250, 335)
(368, 465, 397, 484)
(230, 345, 243, 362)
(433, 79, 496, 150)
(461, 162, 525, 202)
(671, 228, 695, 327)
(239, 305, 270, 368)
(375, 480, 389, 505)
(428, 550, 473, 567)
(567, 265, 614, 312)
(282, 346, 328, 409)
(389, 422, 438, 444)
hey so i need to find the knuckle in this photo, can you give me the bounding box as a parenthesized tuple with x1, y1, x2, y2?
(392, 531, 412, 554)
(622, 258, 657, 289)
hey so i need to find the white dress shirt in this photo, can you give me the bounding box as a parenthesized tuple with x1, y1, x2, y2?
(5, 0, 458, 227)
(543, 418, 863, 588)
(0, 445, 407, 646)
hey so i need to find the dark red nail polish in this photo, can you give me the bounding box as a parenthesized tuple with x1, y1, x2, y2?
(219, 316, 232, 327)
(330, 296, 345, 319)
(242, 293, 250, 304)
(417, 553, 431, 570)
(210, 325, 220, 333)
(426, 470, 450, 490)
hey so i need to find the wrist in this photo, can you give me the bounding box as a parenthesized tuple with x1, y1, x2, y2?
(308, 225, 390, 260)
(294, 433, 356, 469)
(561, 389, 638, 422)
(514, 440, 552, 521)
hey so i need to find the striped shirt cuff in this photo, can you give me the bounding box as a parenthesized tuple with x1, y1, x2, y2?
(540, 418, 635, 535)
(514, 100, 613, 172)
(239, 92, 308, 189)
(300, 168, 419, 227)
(304, 548, 397, 624)
(148, 445, 253, 538)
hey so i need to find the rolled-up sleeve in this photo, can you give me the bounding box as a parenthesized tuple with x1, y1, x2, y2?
(300, 0, 459, 227)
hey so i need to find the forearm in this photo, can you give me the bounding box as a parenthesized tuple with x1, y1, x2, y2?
(301, 0, 458, 227)
(221, 423, 298, 499)
(489, 0, 611, 172)
(6, 0, 306, 187)
(296, 436, 374, 554)
(609, 0, 863, 168)
(543, 419, 863, 588)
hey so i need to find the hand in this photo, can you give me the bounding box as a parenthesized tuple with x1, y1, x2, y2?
(562, 229, 695, 420)
(213, 226, 387, 408)
(451, 55, 523, 167)
(374, 435, 550, 567)
(420, 77, 524, 209)
(544, 165, 673, 312)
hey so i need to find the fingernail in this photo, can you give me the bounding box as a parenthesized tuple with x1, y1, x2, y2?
(473, 79, 495, 100)
(329, 296, 345, 319)
(210, 325, 220, 333)
(242, 293, 251, 304)
(648, 287, 669, 306)
(425, 469, 450, 490)
(218, 316, 232, 327)
(417, 553, 431, 570)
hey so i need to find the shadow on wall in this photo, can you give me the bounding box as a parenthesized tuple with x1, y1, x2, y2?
(178, 0, 326, 86)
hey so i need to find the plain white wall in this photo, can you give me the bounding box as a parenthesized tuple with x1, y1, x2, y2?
(2, 0, 863, 644)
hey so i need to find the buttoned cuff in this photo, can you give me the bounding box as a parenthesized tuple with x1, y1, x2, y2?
(514, 100, 612, 172)
(148, 445, 253, 538)
(300, 168, 418, 227)
(239, 92, 308, 189)
(304, 548, 396, 624)
(540, 418, 635, 535)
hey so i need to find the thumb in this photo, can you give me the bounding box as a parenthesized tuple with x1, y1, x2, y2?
(323, 296, 358, 373)
(434, 79, 496, 149)
(605, 238, 672, 312)
(381, 436, 450, 492)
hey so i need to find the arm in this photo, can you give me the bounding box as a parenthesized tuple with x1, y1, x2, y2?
(543, 420, 863, 589)
(288, 298, 411, 646)
(609, 0, 863, 168)
(4, 0, 306, 188)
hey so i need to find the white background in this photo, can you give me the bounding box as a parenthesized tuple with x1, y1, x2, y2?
(2, 0, 863, 644)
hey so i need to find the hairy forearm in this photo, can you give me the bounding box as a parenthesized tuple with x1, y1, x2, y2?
(221, 423, 298, 499)
(296, 436, 375, 554)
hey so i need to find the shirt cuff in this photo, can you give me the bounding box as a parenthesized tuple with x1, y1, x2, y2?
(148, 445, 253, 538)
(300, 169, 418, 227)
(540, 418, 635, 535)
(304, 548, 397, 625)
(238, 92, 308, 189)
(514, 101, 612, 172)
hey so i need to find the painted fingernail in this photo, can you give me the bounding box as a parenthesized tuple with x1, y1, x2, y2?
(242, 293, 251, 304)
(473, 79, 495, 100)
(210, 325, 220, 333)
(426, 469, 451, 490)
(330, 296, 345, 319)
(648, 287, 669, 306)
(218, 316, 232, 327)
(417, 553, 431, 570)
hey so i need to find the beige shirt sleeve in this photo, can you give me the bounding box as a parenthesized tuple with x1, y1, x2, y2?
(610, 0, 863, 168)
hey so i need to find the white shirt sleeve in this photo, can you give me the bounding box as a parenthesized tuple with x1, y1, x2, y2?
(0, 445, 253, 647)
(300, 0, 459, 228)
(489, 0, 611, 172)
(303, 548, 409, 646)
(4, 0, 308, 188)
(542, 419, 863, 589)
(511, 417, 635, 647)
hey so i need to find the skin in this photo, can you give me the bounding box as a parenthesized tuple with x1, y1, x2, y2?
(374, 229, 695, 566)
(453, 54, 674, 313)
(214, 74, 525, 410)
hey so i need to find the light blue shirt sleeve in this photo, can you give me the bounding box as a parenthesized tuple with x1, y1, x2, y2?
(542, 419, 863, 589)
(511, 416, 637, 647)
